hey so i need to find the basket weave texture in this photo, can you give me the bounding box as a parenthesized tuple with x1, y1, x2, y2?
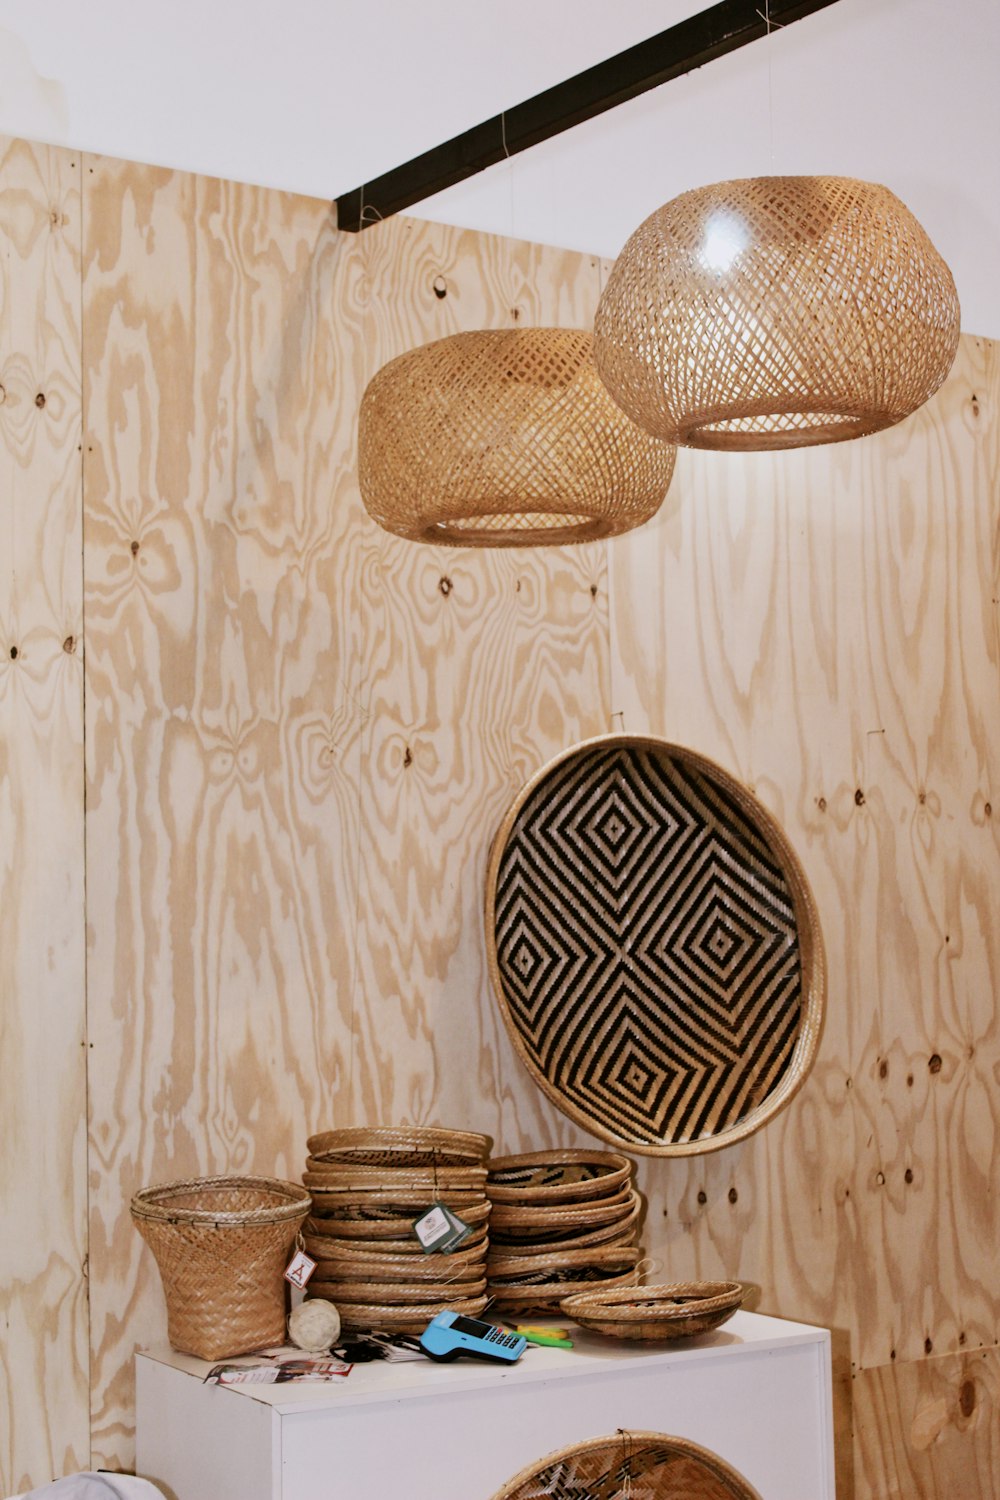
(485, 735, 825, 1156)
(594, 176, 960, 451)
(560, 1280, 744, 1341)
(489, 1430, 762, 1500)
(358, 328, 676, 547)
(303, 1124, 491, 1332)
(131, 1175, 310, 1360)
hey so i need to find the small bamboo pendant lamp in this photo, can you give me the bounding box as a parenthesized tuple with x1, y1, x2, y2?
(357, 328, 676, 547)
(593, 176, 961, 451)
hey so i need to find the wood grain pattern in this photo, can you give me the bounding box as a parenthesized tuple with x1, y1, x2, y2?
(0, 137, 88, 1492)
(854, 1346, 1000, 1498)
(349, 218, 612, 1146)
(608, 334, 1000, 1499)
(81, 158, 368, 1467)
(81, 194, 613, 1468)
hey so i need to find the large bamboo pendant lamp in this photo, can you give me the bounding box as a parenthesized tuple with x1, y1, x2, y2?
(358, 328, 676, 547)
(593, 176, 961, 451)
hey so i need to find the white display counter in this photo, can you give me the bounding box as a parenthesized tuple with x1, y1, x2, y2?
(135, 1310, 835, 1500)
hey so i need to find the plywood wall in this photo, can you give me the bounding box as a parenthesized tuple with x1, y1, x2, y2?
(3, 128, 998, 1500)
(79, 158, 611, 1471)
(607, 334, 1000, 1500)
(0, 138, 88, 1496)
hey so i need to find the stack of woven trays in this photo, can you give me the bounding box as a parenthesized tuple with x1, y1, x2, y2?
(302, 1126, 492, 1335)
(486, 1149, 642, 1316)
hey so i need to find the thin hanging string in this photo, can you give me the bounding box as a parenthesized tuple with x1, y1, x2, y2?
(758, 1, 777, 172)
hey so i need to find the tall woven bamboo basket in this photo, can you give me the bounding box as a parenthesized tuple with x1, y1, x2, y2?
(131, 1175, 310, 1360)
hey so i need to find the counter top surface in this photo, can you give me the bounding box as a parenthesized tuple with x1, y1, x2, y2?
(137, 1309, 830, 1415)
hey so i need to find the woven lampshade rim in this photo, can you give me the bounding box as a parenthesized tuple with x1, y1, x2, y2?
(130, 1174, 311, 1227)
(484, 732, 826, 1158)
(488, 1430, 764, 1500)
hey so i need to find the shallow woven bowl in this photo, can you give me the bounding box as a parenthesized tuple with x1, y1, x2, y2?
(487, 1245, 641, 1285)
(303, 1165, 488, 1192)
(131, 1175, 310, 1360)
(305, 1199, 491, 1243)
(303, 1238, 487, 1281)
(489, 1188, 636, 1240)
(594, 176, 960, 452)
(358, 328, 676, 547)
(561, 1280, 744, 1341)
(487, 1150, 632, 1205)
(489, 1196, 643, 1256)
(489, 1266, 640, 1315)
(486, 734, 825, 1156)
(307, 1126, 491, 1167)
(327, 1293, 489, 1336)
(490, 1430, 762, 1500)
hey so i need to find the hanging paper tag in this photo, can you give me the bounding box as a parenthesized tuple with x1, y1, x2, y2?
(284, 1248, 317, 1289)
(413, 1202, 472, 1254)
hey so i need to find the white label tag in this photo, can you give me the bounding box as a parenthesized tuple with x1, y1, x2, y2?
(284, 1249, 317, 1289)
(414, 1204, 452, 1250)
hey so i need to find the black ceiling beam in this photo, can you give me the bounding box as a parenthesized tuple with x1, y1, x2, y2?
(336, 0, 842, 232)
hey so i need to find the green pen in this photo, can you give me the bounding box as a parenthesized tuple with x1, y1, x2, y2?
(514, 1329, 575, 1349)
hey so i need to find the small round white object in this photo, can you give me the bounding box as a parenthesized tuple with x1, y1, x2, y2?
(288, 1298, 341, 1352)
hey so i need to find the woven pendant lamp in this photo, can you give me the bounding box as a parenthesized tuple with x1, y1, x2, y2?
(593, 176, 961, 451)
(357, 328, 676, 546)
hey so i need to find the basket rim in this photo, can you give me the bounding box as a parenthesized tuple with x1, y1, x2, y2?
(307, 1126, 491, 1163)
(561, 1279, 744, 1320)
(484, 733, 826, 1158)
(130, 1174, 311, 1227)
(488, 1428, 763, 1500)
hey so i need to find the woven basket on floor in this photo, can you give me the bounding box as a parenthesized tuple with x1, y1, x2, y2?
(490, 1431, 762, 1500)
(131, 1175, 310, 1360)
(560, 1280, 744, 1341)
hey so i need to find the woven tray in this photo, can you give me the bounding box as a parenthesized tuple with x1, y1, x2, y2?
(303, 1239, 487, 1279)
(489, 1196, 642, 1255)
(303, 1164, 489, 1191)
(489, 1430, 762, 1500)
(486, 735, 825, 1156)
(489, 1267, 640, 1314)
(310, 1276, 489, 1305)
(307, 1126, 491, 1166)
(487, 1150, 632, 1205)
(560, 1280, 744, 1340)
(489, 1189, 636, 1239)
(322, 1293, 490, 1335)
(131, 1175, 310, 1360)
(305, 1200, 491, 1242)
(487, 1245, 641, 1286)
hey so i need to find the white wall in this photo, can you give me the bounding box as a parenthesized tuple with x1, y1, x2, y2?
(0, 0, 996, 331)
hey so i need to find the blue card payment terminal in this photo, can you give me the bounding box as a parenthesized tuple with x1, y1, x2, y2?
(419, 1310, 527, 1363)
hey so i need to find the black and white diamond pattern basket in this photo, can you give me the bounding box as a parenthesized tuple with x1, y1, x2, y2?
(485, 736, 825, 1156)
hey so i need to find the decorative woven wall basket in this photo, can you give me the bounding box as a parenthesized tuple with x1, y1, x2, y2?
(485, 735, 825, 1156)
(489, 1431, 763, 1500)
(131, 1175, 311, 1360)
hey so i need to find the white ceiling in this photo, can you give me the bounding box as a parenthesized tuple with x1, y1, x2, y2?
(0, 0, 997, 336)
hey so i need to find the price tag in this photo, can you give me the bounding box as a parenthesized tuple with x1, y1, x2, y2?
(413, 1202, 472, 1254)
(284, 1249, 317, 1289)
